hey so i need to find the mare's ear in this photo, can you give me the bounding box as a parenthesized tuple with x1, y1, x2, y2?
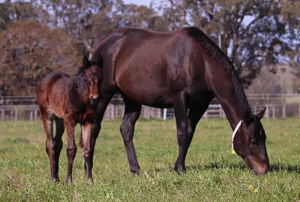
(83, 55, 90, 70)
(256, 107, 266, 120)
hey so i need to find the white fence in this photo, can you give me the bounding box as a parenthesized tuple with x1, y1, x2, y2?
(0, 94, 299, 121)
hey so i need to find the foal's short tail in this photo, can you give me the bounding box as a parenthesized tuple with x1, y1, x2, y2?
(79, 131, 84, 148)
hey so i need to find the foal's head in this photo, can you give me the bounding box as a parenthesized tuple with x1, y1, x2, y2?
(80, 55, 103, 106)
(233, 108, 269, 175)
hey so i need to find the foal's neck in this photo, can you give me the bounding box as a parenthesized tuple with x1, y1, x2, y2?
(68, 75, 89, 106)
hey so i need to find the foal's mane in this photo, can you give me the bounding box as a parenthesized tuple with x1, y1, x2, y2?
(76, 59, 100, 76)
(184, 27, 252, 119)
(76, 66, 85, 76)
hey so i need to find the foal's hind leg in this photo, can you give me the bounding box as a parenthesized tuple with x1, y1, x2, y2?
(42, 116, 64, 182)
(120, 97, 141, 173)
(42, 117, 57, 181)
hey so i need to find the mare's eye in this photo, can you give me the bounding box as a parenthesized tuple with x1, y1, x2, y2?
(259, 129, 264, 136)
(250, 137, 257, 145)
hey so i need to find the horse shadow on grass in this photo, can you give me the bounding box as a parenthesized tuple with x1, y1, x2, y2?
(149, 161, 299, 176)
(184, 161, 300, 174)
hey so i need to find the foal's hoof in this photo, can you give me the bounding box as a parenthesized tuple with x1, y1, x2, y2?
(87, 178, 94, 184)
(50, 177, 60, 183)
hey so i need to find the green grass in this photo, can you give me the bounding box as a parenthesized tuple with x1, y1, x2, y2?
(0, 118, 299, 201)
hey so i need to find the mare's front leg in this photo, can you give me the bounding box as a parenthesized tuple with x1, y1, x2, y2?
(81, 122, 96, 183)
(120, 97, 141, 173)
(183, 102, 210, 161)
(64, 118, 77, 183)
(174, 93, 188, 172)
(52, 118, 64, 181)
(92, 94, 113, 141)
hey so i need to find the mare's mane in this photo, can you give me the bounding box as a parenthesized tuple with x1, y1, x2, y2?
(184, 27, 252, 120)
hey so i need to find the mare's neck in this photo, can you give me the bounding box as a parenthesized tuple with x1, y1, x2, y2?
(212, 74, 252, 130)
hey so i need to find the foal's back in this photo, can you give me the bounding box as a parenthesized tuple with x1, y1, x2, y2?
(37, 72, 70, 119)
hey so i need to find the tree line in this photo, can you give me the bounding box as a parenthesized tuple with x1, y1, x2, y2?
(0, 0, 299, 96)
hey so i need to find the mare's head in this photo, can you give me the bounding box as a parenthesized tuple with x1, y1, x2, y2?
(80, 55, 102, 106)
(233, 108, 269, 175)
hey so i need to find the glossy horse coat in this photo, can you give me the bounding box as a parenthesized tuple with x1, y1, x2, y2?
(37, 56, 102, 183)
(91, 27, 269, 175)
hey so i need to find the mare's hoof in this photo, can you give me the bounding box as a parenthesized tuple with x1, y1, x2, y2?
(65, 177, 72, 184)
(174, 164, 186, 173)
(130, 169, 140, 175)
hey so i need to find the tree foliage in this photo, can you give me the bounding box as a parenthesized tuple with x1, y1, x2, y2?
(161, 0, 299, 86)
(0, 21, 81, 95)
(0, 0, 299, 95)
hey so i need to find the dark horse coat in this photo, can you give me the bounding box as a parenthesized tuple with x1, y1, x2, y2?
(37, 56, 102, 183)
(91, 27, 269, 175)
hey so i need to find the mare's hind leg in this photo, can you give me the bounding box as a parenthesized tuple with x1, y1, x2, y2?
(81, 122, 96, 183)
(120, 97, 141, 173)
(64, 119, 77, 183)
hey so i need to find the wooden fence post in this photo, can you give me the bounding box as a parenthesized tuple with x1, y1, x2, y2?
(282, 103, 286, 118)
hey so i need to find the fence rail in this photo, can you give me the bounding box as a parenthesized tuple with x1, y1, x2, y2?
(0, 94, 299, 121)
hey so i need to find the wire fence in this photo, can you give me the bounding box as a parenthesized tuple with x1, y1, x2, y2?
(0, 94, 299, 121)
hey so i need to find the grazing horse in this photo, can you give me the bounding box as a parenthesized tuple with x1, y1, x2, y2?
(37, 55, 102, 183)
(91, 27, 269, 175)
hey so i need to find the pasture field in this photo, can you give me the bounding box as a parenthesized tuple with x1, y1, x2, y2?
(0, 118, 299, 201)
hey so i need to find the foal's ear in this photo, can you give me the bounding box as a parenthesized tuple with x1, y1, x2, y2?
(83, 55, 91, 70)
(256, 107, 266, 120)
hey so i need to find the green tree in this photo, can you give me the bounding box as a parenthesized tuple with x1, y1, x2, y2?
(162, 0, 300, 86)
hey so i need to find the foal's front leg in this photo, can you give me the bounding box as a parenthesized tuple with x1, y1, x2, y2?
(81, 122, 96, 183)
(64, 119, 77, 183)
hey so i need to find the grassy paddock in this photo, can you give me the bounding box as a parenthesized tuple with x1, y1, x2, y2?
(0, 118, 299, 201)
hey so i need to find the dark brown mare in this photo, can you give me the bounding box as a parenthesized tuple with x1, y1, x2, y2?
(37, 55, 102, 183)
(91, 27, 269, 175)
